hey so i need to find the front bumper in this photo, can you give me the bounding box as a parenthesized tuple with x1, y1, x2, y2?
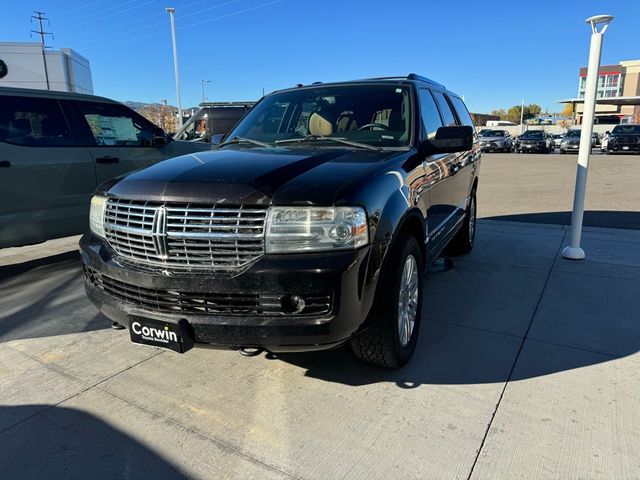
(519, 143, 547, 152)
(80, 233, 376, 352)
(480, 142, 506, 151)
(608, 143, 640, 152)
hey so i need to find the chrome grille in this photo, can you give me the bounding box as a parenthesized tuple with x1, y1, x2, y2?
(104, 198, 268, 272)
(613, 136, 640, 145)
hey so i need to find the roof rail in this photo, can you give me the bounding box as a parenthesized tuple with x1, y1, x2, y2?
(406, 73, 445, 89)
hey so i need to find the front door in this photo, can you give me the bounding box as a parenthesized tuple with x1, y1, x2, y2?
(0, 95, 96, 247)
(68, 99, 195, 186)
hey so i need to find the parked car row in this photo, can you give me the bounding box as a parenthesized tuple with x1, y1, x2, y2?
(480, 126, 640, 154)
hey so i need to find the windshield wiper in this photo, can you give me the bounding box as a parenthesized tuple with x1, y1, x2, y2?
(275, 135, 381, 151)
(217, 136, 271, 148)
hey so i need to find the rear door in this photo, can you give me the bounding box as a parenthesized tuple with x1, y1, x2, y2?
(0, 94, 96, 247)
(417, 88, 453, 250)
(68, 100, 194, 186)
(448, 94, 478, 201)
(431, 91, 473, 232)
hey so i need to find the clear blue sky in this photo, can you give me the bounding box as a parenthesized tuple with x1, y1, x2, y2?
(4, 0, 639, 113)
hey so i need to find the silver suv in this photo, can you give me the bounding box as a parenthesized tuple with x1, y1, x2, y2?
(0, 87, 210, 248)
(479, 129, 512, 152)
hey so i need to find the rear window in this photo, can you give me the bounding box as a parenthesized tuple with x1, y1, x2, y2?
(450, 96, 475, 128)
(432, 91, 457, 126)
(0, 96, 74, 146)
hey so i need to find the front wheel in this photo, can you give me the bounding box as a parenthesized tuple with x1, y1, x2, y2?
(350, 234, 423, 368)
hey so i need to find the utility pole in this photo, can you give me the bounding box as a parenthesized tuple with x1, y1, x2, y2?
(30, 11, 53, 90)
(519, 99, 525, 134)
(166, 8, 183, 128)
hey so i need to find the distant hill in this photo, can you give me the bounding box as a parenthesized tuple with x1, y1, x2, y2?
(123, 101, 198, 112)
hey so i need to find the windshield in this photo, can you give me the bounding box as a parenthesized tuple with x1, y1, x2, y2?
(482, 130, 505, 137)
(612, 125, 640, 135)
(566, 130, 581, 138)
(521, 131, 544, 139)
(226, 84, 412, 149)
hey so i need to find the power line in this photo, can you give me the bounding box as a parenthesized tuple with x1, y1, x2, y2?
(84, 0, 280, 50)
(50, 0, 111, 19)
(55, 0, 149, 28)
(66, 0, 241, 44)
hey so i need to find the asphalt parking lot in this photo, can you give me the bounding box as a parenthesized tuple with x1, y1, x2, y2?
(1, 153, 640, 479)
(478, 151, 640, 230)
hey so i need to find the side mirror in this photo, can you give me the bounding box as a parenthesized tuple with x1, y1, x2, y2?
(605, 130, 610, 135)
(151, 127, 168, 147)
(210, 133, 225, 146)
(423, 125, 474, 154)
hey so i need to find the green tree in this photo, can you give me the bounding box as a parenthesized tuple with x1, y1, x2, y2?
(504, 104, 543, 124)
(489, 109, 507, 119)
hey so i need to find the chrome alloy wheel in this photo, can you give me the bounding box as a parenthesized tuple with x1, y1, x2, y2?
(398, 255, 419, 347)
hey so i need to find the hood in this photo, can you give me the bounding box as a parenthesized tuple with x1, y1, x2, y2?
(105, 147, 401, 205)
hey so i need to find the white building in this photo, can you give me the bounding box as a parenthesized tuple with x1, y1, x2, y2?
(0, 42, 93, 94)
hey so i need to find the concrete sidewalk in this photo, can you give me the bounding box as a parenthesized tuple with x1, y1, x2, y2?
(0, 220, 639, 479)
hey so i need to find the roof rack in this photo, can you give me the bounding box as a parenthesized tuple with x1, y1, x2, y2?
(198, 101, 256, 107)
(406, 73, 446, 89)
(356, 74, 445, 89)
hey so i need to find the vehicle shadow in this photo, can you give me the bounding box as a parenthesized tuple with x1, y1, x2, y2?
(483, 210, 640, 230)
(0, 404, 188, 479)
(268, 257, 640, 387)
(0, 252, 109, 342)
(269, 318, 638, 388)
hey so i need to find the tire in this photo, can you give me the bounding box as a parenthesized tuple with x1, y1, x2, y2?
(447, 190, 477, 256)
(560, 149, 565, 154)
(350, 234, 423, 368)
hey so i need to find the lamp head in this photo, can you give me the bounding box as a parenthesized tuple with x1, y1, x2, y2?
(585, 15, 613, 33)
(166, 7, 176, 13)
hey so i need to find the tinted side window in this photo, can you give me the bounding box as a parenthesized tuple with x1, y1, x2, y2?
(418, 89, 443, 139)
(77, 101, 155, 146)
(432, 91, 457, 126)
(450, 96, 476, 128)
(0, 96, 74, 146)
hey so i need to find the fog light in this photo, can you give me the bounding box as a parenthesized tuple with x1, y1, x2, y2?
(281, 294, 306, 314)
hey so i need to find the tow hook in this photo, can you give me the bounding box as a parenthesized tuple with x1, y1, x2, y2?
(239, 347, 265, 357)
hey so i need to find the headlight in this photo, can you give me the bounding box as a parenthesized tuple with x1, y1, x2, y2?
(89, 195, 107, 239)
(561, 141, 568, 147)
(266, 206, 368, 253)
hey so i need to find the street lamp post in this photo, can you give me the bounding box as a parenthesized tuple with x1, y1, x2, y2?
(562, 15, 613, 260)
(166, 7, 183, 128)
(201, 79, 211, 104)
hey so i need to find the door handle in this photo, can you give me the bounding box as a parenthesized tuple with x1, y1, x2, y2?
(0, 160, 11, 167)
(96, 156, 120, 164)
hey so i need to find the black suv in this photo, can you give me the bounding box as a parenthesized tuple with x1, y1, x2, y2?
(607, 124, 640, 153)
(516, 130, 554, 153)
(80, 74, 480, 367)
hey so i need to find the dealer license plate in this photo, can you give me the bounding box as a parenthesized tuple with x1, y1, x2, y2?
(129, 316, 193, 353)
